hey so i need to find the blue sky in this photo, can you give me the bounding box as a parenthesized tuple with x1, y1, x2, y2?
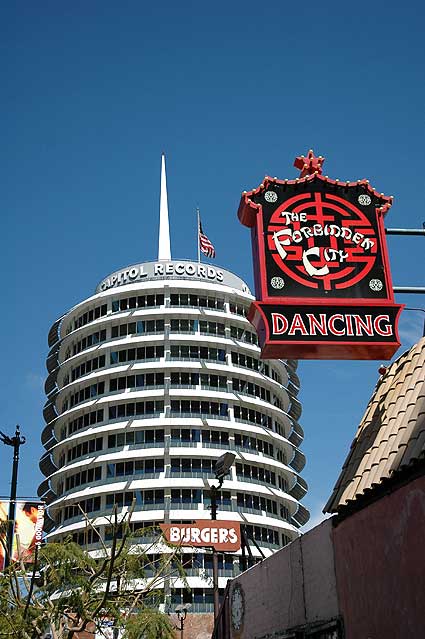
(1, 1, 424, 528)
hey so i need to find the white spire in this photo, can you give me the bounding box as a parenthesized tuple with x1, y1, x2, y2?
(158, 153, 171, 261)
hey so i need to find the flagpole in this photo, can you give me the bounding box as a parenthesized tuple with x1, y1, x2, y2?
(197, 207, 201, 263)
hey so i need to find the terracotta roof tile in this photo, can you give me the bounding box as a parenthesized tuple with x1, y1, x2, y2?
(325, 337, 425, 513)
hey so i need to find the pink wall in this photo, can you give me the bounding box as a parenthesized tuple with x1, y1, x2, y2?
(333, 474, 425, 639)
(228, 519, 338, 638)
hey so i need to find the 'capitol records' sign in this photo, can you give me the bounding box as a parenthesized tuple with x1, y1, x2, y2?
(160, 520, 241, 551)
(238, 150, 403, 360)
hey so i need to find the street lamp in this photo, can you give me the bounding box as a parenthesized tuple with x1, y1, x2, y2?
(210, 451, 236, 621)
(175, 603, 191, 639)
(0, 425, 26, 569)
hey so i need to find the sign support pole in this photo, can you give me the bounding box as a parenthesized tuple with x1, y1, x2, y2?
(210, 480, 221, 621)
(0, 425, 26, 569)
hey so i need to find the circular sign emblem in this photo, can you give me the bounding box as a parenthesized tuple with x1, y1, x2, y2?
(369, 278, 383, 291)
(264, 191, 278, 203)
(358, 194, 371, 206)
(271, 276, 285, 289)
(267, 191, 378, 292)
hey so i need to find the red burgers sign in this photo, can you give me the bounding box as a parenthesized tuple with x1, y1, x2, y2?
(160, 520, 241, 551)
(238, 150, 403, 360)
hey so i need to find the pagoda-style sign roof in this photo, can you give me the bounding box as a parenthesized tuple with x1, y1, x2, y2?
(238, 149, 394, 229)
(325, 337, 425, 513)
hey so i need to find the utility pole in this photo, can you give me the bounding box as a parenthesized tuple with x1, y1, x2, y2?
(211, 451, 236, 621)
(210, 481, 220, 620)
(0, 425, 26, 569)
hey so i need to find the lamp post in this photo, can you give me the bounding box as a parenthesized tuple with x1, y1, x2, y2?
(0, 425, 26, 569)
(211, 452, 236, 621)
(175, 603, 191, 639)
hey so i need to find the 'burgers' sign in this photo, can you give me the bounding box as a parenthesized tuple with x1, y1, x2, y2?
(237, 150, 403, 360)
(160, 520, 241, 551)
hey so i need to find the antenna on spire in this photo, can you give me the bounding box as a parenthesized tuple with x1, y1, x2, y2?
(158, 153, 171, 261)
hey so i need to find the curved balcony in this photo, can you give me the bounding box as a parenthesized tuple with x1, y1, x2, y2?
(289, 448, 306, 473)
(47, 342, 61, 374)
(288, 420, 304, 447)
(288, 396, 302, 421)
(43, 401, 58, 424)
(38, 478, 50, 499)
(45, 368, 59, 397)
(292, 503, 310, 527)
(41, 421, 57, 449)
(289, 475, 308, 500)
(48, 315, 64, 348)
(39, 452, 58, 477)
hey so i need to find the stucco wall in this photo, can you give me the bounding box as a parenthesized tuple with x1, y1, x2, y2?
(228, 519, 338, 638)
(333, 473, 425, 639)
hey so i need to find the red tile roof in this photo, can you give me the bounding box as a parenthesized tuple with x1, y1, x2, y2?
(325, 337, 425, 513)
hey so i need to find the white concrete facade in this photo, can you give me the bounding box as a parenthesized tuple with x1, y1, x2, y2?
(39, 260, 308, 612)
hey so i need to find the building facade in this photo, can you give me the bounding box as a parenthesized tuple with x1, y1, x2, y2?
(39, 258, 308, 611)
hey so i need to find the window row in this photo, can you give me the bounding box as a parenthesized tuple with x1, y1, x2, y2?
(236, 493, 289, 520)
(199, 320, 226, 336)
(64, 375, 280, 412)
(170, 345, 226, 362)
(231, 351, 268, 373)
(233, 405, 272, 428)
(170, 318, 197, 333)
(110, 372, 164, 391)
(232, 378, 271, 402)
(66, 408, 104, 436)
(112, 294, 164, 313)
(234, 433, 274, 458)
(170, 372, 227, 389)
(69, 354, 106, 383)
(170, 319, 226, 337)
(111, 319, 164, 338)
(108, 400, 164, 420)
(63, 496, 101, 522)
(70, 329, 107, 357)
(170, 458, 218, 475)
(106, 458, 164, 478)
(171, 588, 225, 608)
(67, 381, 105, 409)
(105, 489, 165, 509)
(244, 525, 280, 546)
(171, 489, 230, 507)
(170, 428, 229, 445)
(170, 400, 228, 417)
(57, 430, 279, 469)
(69, 528, 97, 546)
(107, 429, 165, 448)
(169, 293, 225, 310)
(105, 520, 162, 541)
(65, 466, 102, 491)
(235, 462, 276, 487)
(230, 326, 258, 345)
(180, 553, 234, 571)
(62, 437, 103, 465)
(68, 303, 107, 333)
(110, 345, 164, 364)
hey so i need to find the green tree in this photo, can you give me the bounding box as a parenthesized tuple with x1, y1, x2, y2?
(0, 507, 185, 639)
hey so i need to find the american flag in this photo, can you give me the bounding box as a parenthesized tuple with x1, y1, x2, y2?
(198, 217, 216, 258)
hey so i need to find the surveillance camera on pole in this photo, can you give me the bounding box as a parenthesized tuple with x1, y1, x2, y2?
(214, 452, 236, 483)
